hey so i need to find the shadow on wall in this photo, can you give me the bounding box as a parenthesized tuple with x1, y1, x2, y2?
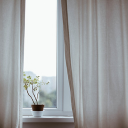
(23, 123, 74, 128)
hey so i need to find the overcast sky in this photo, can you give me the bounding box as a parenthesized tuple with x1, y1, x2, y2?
(24, 0, 57, 76)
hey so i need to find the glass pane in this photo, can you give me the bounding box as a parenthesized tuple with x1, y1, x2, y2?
(23, 0, 57, 108)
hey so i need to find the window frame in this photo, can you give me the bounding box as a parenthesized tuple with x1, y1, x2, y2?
(22, 0, 72, 116)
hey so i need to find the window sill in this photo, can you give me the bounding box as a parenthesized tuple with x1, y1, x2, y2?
(22, 116, 74, 123)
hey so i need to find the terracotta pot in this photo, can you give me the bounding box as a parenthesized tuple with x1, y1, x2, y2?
(31, 104, 44, 111)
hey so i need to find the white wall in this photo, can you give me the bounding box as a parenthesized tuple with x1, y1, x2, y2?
(23, 123, 74, 128)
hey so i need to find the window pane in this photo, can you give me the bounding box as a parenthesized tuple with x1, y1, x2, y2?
(23, 0, 57, 108)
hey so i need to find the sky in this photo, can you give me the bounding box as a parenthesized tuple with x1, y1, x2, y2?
(24, 0, 57, 76)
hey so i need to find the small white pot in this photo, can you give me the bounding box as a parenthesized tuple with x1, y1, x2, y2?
(31, 110, 44, 117)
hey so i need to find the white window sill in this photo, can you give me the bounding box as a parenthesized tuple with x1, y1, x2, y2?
(22, 116, 74, 123)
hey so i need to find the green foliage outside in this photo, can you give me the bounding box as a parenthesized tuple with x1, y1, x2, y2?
(38, 90, 56, 107)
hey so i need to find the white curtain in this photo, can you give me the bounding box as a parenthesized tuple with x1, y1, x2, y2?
(0, 0, 25, 128)
(61, 0, 128, 128)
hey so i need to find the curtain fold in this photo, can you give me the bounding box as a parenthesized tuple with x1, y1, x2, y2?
(61, 0, 128, 128)
(0, 0, 25, 128)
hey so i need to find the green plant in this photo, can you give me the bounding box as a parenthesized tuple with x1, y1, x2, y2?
(23, 72, 49, 105)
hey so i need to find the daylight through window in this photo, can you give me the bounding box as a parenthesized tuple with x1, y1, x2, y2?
(23, 0, 57, 108)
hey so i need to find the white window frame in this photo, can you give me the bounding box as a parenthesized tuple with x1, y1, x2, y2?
(22, 0, 72, 116)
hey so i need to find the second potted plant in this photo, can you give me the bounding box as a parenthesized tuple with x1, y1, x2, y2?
(23, 72, 49, 116)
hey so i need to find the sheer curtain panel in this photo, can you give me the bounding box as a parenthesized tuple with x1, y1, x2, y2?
(0, 0, 25, 128)
(61, 0, 128, 128)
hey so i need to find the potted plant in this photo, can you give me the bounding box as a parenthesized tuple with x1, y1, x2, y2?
(23, 72, 49, 116)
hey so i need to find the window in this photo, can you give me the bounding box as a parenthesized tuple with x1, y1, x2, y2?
(23, 0, 57, 109)
(23, 0, 72, 116)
